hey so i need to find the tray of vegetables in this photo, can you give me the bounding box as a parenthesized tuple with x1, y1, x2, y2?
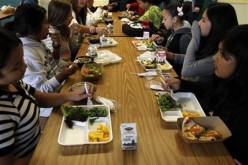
(157, 92, 206, 122)
(58, 105, 113, 146)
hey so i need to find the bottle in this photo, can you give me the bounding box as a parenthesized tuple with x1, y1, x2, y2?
(156, 50, 166, 64)
(100, 35, 108, 46)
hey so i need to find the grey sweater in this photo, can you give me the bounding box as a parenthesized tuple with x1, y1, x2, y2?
(181, 21, 214, 82)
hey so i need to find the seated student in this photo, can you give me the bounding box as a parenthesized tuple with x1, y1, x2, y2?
(48, 0, 74, 62)
(161, 24, 248, 165)
(0, 26, 90, 165)
(103, 0, 119, 12)
(151, 3, 191, 76)
(71, 0, 109, 36)
(87, 0, 98, 12)
(5, 4, 77, 117)
(181, 3, 238, 83)
(138, 0, 162, 31)
(126, 0, 145, 16)
(86, 0, 106, 26)
(178, 0, 204, 24)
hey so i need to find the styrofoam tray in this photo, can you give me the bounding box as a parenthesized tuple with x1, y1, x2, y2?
(157, 92, 206, 122)
(137, 57, 172, 71)
(132, 40, 156, 51)
(58, 105, 113, 146)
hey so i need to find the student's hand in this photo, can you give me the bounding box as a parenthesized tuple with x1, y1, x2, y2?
(96, 27, 110, 36)
(63, 63, 77, 76)
(161, 77, 181, 91)
(151, 34, 160, 41)
(68, 86, 92, 101)
(191, 21, 201, 39)
(126, 4, 130, 10)
(194, 7, 200, 13)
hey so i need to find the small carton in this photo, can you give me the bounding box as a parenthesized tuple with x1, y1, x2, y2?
(177, 116, 232, 143)
(120, 123, 137, 150)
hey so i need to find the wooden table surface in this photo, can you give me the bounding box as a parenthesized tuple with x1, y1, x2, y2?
(29, 37, 235, 165)
(0, 11, 14, 20)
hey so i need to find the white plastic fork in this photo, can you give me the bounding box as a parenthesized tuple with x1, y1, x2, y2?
(160, 78, 179, 102)
(84, 82, 93, 105)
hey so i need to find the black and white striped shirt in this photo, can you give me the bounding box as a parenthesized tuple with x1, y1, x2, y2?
(0, 81, 41, 158)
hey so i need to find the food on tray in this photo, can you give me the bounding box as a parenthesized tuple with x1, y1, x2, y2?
(158, 93, 182, 112)
(81, 63, 103, 81)
(1, 5, 15, 14)
(89, 123, 110, 142)
(182, 117, 222, 141)
(143, 39, 154, 48)
(158, 63, 170, 70)
(140, 58, 157, 69)
(182, 110, 201, 117)
(61, 106, 108, 128)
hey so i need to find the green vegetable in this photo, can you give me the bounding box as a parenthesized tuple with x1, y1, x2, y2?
(158, 93, 182, 112)
(61, 106, 108, 127)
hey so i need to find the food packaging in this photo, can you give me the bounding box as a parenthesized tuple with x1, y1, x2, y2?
(120, 123, 137, 150)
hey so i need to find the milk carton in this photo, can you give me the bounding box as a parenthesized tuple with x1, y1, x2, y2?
(120, 123, 137, 150)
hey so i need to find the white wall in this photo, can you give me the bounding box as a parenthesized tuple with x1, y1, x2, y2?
(94, 0, 108, 6)
(218, 0, 248, 24)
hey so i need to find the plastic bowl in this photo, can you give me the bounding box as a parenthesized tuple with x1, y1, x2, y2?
(68, 82, 96, 94)
(81, 63, 103, 81)
(104, 19, 114, 25)
(75, 56, 94, 68)
(88, 37, 100, 44)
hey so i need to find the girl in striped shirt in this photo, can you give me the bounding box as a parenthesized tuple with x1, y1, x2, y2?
(0, 27, 91, 165)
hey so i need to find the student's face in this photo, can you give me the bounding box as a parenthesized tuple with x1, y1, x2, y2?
(38, 16, 50, 40)
(198, 10, 211, 37)
(63, 9, 73, 26)
(138, 1, 148, 10)
(87, 0, 94, 7)
(78, 0, 87, 8)
(0, 44, 27, 85)
(213, 42, 237, 79)
(162, 10, 174, 30)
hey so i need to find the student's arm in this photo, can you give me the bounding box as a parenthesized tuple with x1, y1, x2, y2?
(34, 87, 91, 108)
(181, 21, 214, 77)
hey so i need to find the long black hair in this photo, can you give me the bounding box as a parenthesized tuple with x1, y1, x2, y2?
(71, 0, 87, 25)
(0, 27, 22, 70)
(197, 3, 238, 60)
(48, 0, 71, 40)
(14, 4, 46, 36)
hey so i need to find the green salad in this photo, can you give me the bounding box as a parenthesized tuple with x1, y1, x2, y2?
(61, 106, 108, 128)
(158, 93, 182, 112)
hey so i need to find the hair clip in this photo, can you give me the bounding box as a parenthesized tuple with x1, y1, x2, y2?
(177, 7, 184, 17)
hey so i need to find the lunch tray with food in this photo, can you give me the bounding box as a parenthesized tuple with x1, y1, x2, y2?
(132, 40, 156, 51)
(156, 92, 206, 122)
(58, 105, 113, 146)
(137, 52, 172, 71)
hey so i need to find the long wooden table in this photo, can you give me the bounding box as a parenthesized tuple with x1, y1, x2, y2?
(29, 37, 235, 165)
(0, 11, 14, 20)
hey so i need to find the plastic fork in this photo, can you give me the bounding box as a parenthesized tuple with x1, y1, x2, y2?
(160, 78, 179, 102)
(84, 82, 93, 105)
